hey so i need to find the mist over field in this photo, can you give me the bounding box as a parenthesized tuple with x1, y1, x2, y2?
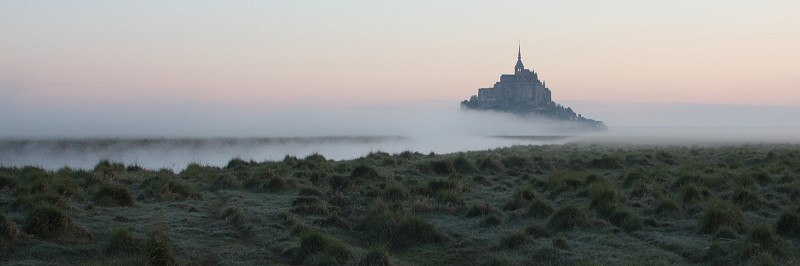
(1, 101, 799, 170)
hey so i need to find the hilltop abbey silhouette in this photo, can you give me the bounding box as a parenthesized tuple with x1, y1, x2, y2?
(461, 45, 607, 131)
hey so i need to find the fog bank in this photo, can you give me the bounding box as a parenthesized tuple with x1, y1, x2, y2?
(1, 101, 799, 170)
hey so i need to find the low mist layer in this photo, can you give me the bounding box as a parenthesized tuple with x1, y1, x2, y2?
(2, 102, 800, 170)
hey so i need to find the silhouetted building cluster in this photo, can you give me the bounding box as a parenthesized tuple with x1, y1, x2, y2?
(461, 45, 606, 131)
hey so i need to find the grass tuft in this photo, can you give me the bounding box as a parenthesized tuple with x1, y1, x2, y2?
(381, 185, 408, 203)
(220, 206, 251, 230)
(264, 176, 288, 191)
(587, 182, 624, 215)
(775, 207, 800, 237)
(477, 156, 505, 172)
(292, 198, 332, 216)
(24, 204, 73, 239)
(0, 173, 17, 189)
(140, 173, 201, 201)
(389, 216, 444, 250)
(427, 160, 454, 175)
(105, 227, 141, 254)
(351, 165, 380, 179)
(1, 213, 23, 243)
(699, 199, 745, 233)
(552, 237, 570, 250)
(502, 187, 537, 211)
(293, 230, 353, 266)
(547, 205, 589, 231)
(479, 215, 502, 228)
(712, 226, 738, 240)
(524, 224, 551, 238)
(607, 206, 644, 231)
(94, 185, 137, 207)
(93, 160, 125, 177)
(730, 187, 761, 209)
(466, 203, 499, 218)
(145, 229, 178, 266)
(653, 195, 682, 215)
(590, 155, 624, 169)
(209, 174, 242, 191)
(358, 246, 393, 266)
(746, 223, 785, 255)
(497, 231, 528, 249)
(453, 156, 477, 174)
(527, 198, 554, 218)
(680, 183, 707, 204)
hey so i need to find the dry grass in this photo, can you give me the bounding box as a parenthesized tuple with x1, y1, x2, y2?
(2, 144, 800, 264)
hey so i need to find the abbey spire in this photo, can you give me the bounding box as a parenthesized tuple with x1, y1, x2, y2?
(514, 43, 525, 74)
(460, 44, 607, 131)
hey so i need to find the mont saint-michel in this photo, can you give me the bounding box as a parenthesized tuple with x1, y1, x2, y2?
(461, 46, 607, 131)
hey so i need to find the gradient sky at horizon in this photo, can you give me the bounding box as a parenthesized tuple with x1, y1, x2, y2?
(1, 1, 800, 137)
(2, 1, 799, 106)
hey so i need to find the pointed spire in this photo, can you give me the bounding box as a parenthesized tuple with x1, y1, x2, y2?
(515, 41, 524, 74)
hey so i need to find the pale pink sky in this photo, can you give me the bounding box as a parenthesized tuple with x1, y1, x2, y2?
(2, 0, 800, 138)
(2, 1, 799, 108)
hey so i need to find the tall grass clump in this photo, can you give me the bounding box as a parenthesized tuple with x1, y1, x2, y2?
(139, 172, 200, 201)
(502, 187, 537, 211)
(497, 231, 529, 249)
(453, 156, 477, 174)
(94, 184, 137, 207)
(357, 246, 393, 266)
(225, 157, 255, 170)
(351, 165, 380, 179)
(587, 182, 624, 216)
(479, 215, 502, 228)
(356, 201, 395, 243)
(209, 174, 242, 191)
(24, 204, 73, 239)
(0, 173, 17, 189)
(653, 195, 682, 215)
(466, 202, 499, 218)
(426, 159, 454, 175)
(425, 178, 464, 205)
(552, 237, 570, 250)
(775, 206, 800, 237)
(547, 205, 589, 231)
(589, 154, 624, 169)
(105, 227, 142, 254)
(476, 156, 505, 172)
(547, 171, 584, 195)
(524, 224, 551, 238)
(388, 215, 445, 250)
(699, 199, 745, 233)
(1, 213, 23, 243)
(745, 223, 786, 256)
(607, 206, 644, 231)
(680, 183, 707, 204)
(179, 163, 216, 182)
(93, 160, 125, 178)
(502, 155, 532, 171)
(292, 230, 353, 266)
(145, 229, 178, 266)
(527, 198, 554, 218)
(220, 206, 251, 231)
(730, 187, 762, 210)
(381, 185, 409, 203)
(291, 197, 332, 216)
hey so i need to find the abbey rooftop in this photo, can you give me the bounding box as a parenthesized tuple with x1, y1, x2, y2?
(461, 45, 607, 131)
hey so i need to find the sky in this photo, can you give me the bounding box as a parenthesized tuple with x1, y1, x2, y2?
(1, 1, 800, 136)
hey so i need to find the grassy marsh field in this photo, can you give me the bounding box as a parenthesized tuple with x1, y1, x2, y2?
(1, 143, 800, 265)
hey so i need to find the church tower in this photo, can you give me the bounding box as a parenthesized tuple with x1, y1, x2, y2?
(514, 43, 525, 75)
